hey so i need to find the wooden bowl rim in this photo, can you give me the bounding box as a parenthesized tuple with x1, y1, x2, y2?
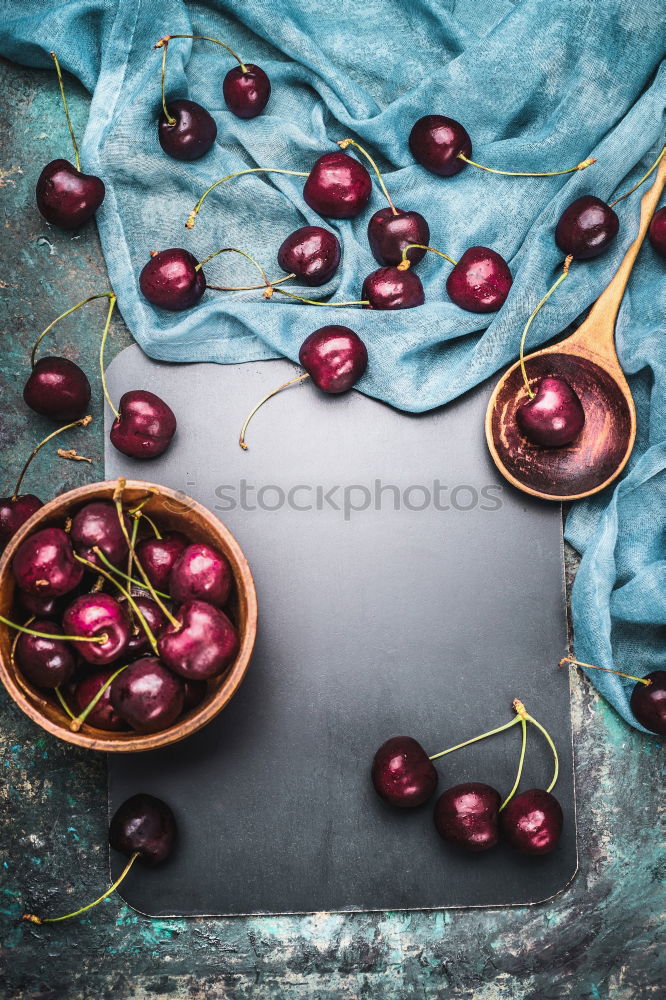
(0, 479, 258, 752)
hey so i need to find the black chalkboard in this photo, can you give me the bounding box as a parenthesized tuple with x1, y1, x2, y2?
(105, 346, 576, 915)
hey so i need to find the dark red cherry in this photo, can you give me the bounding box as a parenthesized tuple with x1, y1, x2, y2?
(630, 670, 666, 736)
(446, 247, 512, 313)
(15, 619, 76, 689)
(303, 152, 372, 219)
(110, 390, 177, 460)
(122, 596, 169, 656)
(70, 500, 130, 569)
(36, 159, 105, 229)
(110, 657, 184, 733)
(433, 783, 501, 851)
(367, 208, 430, 267)
(371, 736, 438, 807)
(648, 206, 666, 258)
(555, 196, 619, 259)
(362, 266, 425, 310)
(501, 789, 563, 855)
(223, 64, 271, 119)
(62, 593, 130, 665)
(16, 589, 64, 619)
(517, 375, 585, 447)
(182, 678, 208, 711)
(70, 666, 128, 731)
(408, 116, 471, 177)
(23, 357, 91, 421)
(13, 527, 83, 596)
(169, 542, 232, 608)
(277, 226, 341, 285)
(299, 326, 368, 392)
(158, 600, 239, 680)
(0, 495, 43, 549)
(109, 793, 176, 866)
(135, 532, 188, 591)
(158, 99, 217, 161)
(139, 249, 206, 311)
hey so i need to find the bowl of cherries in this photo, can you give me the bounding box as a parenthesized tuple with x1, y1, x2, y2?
(0, 478, 257, 752)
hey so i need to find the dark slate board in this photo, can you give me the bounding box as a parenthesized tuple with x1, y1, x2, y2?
(105, 345, 576, 915)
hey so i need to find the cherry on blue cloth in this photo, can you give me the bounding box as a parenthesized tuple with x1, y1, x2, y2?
(1, 0, 664, 731)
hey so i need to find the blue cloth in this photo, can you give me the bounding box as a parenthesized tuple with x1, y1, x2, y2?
(1, 0, 664, 732)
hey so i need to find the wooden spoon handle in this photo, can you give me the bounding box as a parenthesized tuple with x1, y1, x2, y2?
(576, 155, 666, 352)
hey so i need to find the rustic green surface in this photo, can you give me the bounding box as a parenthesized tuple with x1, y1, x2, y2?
(0, 58, 662, 1000)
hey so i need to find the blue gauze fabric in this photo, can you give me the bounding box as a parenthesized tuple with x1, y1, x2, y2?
(1, 0, 664, 732)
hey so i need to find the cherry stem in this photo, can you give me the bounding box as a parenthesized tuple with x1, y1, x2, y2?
(23, 851, 140, 925)
(134, 510, 162, 540)
(31, 292, 114, 367)
(186, 168, 309, 229)
(12, 416, 92, 499)
(269, 288, 368, 307)
(99, 295, 119, 419)
(239, 373, 310, 451)
(337, 138, 397, 215)
(93, 546, 170, 601)
(457, 154, 597, 178)
(608, 145, 665, 208)
(208, 274, 295, 293)
(54, 686, 76, 720)
(0, 613, 107, 644)
(428, 713, 522, 760)
(50, 52, 80, 172)
(196, 247, 272, 294)
(519, 255, 573, 398)
(397, 244, 457, 271)
(157, 40, 176, 125)
(559, 656, 651, 686)
(155, 33, 248, 73)
(69, 663, 128, 732)
(500, 716, 527, 812)
(73, 553, 159, 655)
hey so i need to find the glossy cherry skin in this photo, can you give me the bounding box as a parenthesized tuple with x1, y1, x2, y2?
(110, 390, 177, 460)
(434, 783, 501, 851)
(277, 226, 341, 286)
(223, 64, 271, 119)
(135, 532, 188, 591)
(362, 266, 425, 310)
(70, 501, 130, 569)
(36, 159, 105, 229)
(109, 793, 176, 866)
(169, 542, 232, 608)
(158, 100, 217, 161)
(110, 657, 184, 733)
(517, 376, 585, 447)
(371, 736, 438, 807)
(630, 670, 666, 736)
(0, 495, 43, 549)
(62, 593, 130, 665)
(16, 589, 64, 618)
(367, 208, 430, 267)
(648, 206, 666, 258)
(555, 196, 619, 260)
(409, 116, 472, 177)
(158, 600, 239, 680)
(23, 357, 91, 421)
(122, 596, 169, 657)
(15, 620, 76, 689)
(303, 152, 372, 220)
(446, 247, 513, 313)
(501, 789, 563, 855)
(70, 666, 128, 731)
(299, 326, 368, 393)
(139, 249, 206, 311)
(182, 678, 208, 711)
(13, 527, 83, 597)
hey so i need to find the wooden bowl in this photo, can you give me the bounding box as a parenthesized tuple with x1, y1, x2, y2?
(0, 480, 257, 752)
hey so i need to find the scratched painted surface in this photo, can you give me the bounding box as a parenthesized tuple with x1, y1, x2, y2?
(0, 59, 662, 1000)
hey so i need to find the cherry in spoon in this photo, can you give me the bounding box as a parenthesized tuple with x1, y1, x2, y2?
(371, 736, 438, 807)
(649, 205, 666, 257)
(516, 375, 585, 447)
(433, 783, 501, 851)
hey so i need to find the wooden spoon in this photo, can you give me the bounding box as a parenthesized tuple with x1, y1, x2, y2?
(485, 156, 666, 501)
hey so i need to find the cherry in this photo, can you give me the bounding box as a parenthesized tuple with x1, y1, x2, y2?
(23, 357, 91, 421)
(109, 793, 176, 867)
(517, 375, 585, 447)
(362, 266, 425, 310)
(371, 736, 438, 807)
(433, 783, 501, 851)
(169, 542, 233, 608)
(70, 667, 127, 731)
(303, 152, 372, 219)
(367, 208, 430, 266)
(649, 206, 666, 258)
(16, 590, 64, 619)
(109, 390, 177, 459)
(70, 501, 130, 569)
(14, 619, 76, 689)
(277, 227, 341, 286)
(110, 657, 184, 733)
(13, 527, 84, 597)
(501, 789, 563, 855)
(139, 249, 206, 311)
(158, 99, 217, 161)
(0, 495, 43, 549)
(555, 196, 619, 259)
(123, 596, 168, 657)
(182, 678, 208, 711)
(223, 64, 271, 118)
(62, 593, 130, 665)
(135, 532, 188, 591)
(630, 670, 666, 736)
(446, 247, 513, 313)
(158, 600, 239, 679)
